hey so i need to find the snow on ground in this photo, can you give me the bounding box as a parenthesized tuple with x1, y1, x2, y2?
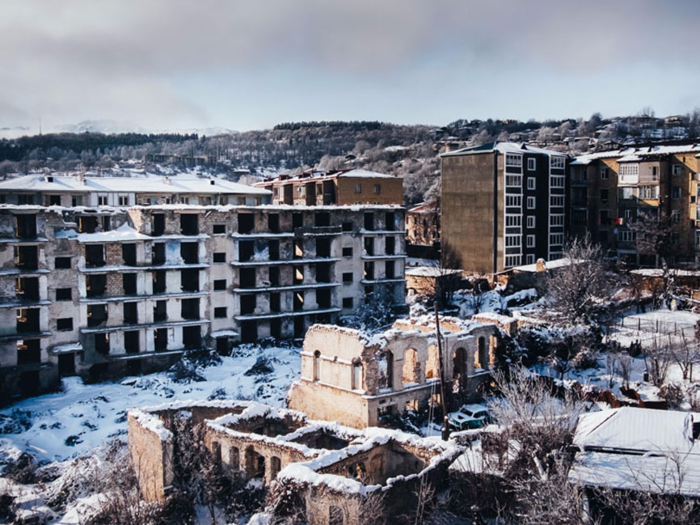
(0, 345, 300, 463)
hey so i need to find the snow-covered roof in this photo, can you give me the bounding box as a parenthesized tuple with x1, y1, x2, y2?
(405, 267, 462, 278)
(259, 168, 399, 186)
(0, 173, 271, 195)
(574, 407, 695, 453)
(573, 143, 700, 165)
(511, 258, 578, 273)
(441, 141, 566, 158)
(76, 223, 151, 243)
(407, 201, 438, 214)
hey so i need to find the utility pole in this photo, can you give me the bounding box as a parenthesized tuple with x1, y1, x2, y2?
(434, 303, 450, 441)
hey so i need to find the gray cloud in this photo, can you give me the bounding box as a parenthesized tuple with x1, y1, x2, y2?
(0, 0, 698, 128)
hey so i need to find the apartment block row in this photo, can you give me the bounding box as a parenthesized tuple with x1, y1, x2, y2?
(0, 203, 406, 401)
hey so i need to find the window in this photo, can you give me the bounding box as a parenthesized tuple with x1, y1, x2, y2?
(57, 318, 73, 331)
(673, 186, 681, 199)
(526, 235, 535, 248)
(550, 176, 565, 188)
(527, 177, 536, 190)
(213, 279, 226, 291)
(527, 196, 536, 209)
(342, 222, 353, 232)
(526, 216, 535, 229)
(56, 288, 71, 301)
(619, 230, 635, 242)
(599, 210, 609, 225)
(639, 185, 658, 199)
(374, 184, 381, 194)
(505, 235, 521, 248)
(505, 255, 521, 267)
(343, 272, 353, 283)
(506, 175, 522, 187)
(505, 195, 522, 207)
(55, 257, 71, 269)
(213, 252, 226, 263)
(600, 167, 609, 180)
(651, 166, 658, 180)
(212, 224, 226, 234)
(526, 254, 536, 264)
(505, 215, 521, 227)
(551, 195, 565, 207)
(549, 233, 564, 246)
(619, 164, 639, 181)
(343, 297, 353, 308)
(97, 195, 108, 206)
(599, 189, 609, 203)
(551, 214, 565, 227)
(342, 247, 353, 257)
(118, 194, 128, 206)
(550, 156, 565, 169)
(355, 184, 362, 194)
(505, 153, 522, 167)
(214, 307, 227, 318)
(528, 158, 536, 171)
(673, 165, 682, 176)
(671, 210, 681, 223)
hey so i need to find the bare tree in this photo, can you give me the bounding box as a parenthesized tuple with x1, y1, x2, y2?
(546, 235, 611, 325)
(642, 335, 673, 387)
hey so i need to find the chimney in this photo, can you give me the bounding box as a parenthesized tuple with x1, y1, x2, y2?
(535, 258, 547, 272)
(76, 172, 85, 185)
(163, 177, 171, 185)
(210, 178, 215, 185)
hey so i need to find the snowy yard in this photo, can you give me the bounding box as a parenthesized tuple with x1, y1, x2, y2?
(0, 344, 300, 463)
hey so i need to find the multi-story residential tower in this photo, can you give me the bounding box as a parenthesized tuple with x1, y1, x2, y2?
(256, 168, 403, 206)
(571, 144, 700, 265)
(440, 142, 569, 274)
(0, 203, 406, 402)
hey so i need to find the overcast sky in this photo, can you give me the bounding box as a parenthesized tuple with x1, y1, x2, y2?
(1, 0, 699, 132)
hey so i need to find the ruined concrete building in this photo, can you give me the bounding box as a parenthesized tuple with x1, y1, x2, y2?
(287, 317, 506, 429)
(0, 201, 406, 401)
(128, 400, 460, 524)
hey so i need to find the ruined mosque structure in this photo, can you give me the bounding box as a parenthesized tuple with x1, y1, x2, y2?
(0, 173, 406, 401)
(287, 315, 513, 428)
(128, 400, 460, 525)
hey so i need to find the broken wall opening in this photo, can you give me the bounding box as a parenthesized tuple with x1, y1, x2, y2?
(15, 245, 38, 270)
(86, 274, 107, 297)
(180, 269, 200, 292)
(182, 325, 201, 349)
(125, 330, 140, 354)
(16, 277, 39, 302)
(153, 270, 166, 294)
(15, 215, 37, 239)
(123, 273, 137, 295)
(239, 267, 256, 288)
(402, 348, 421, 386)
(180, 214, 199, 236)
(87, 304, 107, 327)
(238, 214, 254, 234)
(78, 216, 98, 234)
(152, 214, 165, 236)
(152, 243, 166, 265)
(180, 242, 199, 264)
(122, 244, 137, 266)
(17, 339, 40, 365)
(85, 244, 105, 267)
(181, 298, 200, 320)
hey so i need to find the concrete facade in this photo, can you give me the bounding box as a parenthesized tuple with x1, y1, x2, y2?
(287, 318, 504, 429)
(0, 203, 406, 402)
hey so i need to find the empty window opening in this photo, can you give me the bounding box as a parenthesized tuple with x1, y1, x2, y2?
(180, 242, 198, 264)
(15, 215, 37, 239)
(94, 333, 110, 355)
(342, 297, 353, 309)
(180, 269, 200, 292)
(58, 353, 75, 377)
(213, 279, 226, 291)
(238, 213, 254, 234)
(86, 274, 106, 298)
(124, 330, 140, 354)
(152, 214, 165, 236)
(294, 292, 304, 312)
(270, 317, 282, 339)
(183, 325, 201, 349)
(123, 273, 137, 295)
(268, 213, 280, 233)
(293, 213, 303, 228)
(364, 261, 375, 280)
(152, 243, 166, 266)
(85, 244, 105, 267)
(214, 307, 227, 318)
(56, 287, 71, 302)
(17, 339, 41, 365)
(152, 270, 166, 294)
(212, 224, 226, 234)
(16, 246, 38, 270)
(153, 300, 167, 322)
(56, 317, 73, 331)
(364, 237, 375, 255)
(239, 241, 255, 262)
(475, 337, 488, 370)
(342, 222, 353, 232)
(78, 216, 97, 234)
(385, 260, 396, 279)
(123, 302, 138, 324)
(364, 212, 375, 231)
(101, 216, 111, 232)
(245, 448, 266, 479)
(87, 304, 108, 327)
(240, 267, 256, 289)
(315, 212, 330, 227)
(154, 328, 168, 352)
(270, 292, 281, 313)
(453, 347, 467, 387)
(268, 267, 279, 287)
(180, 214, 199, 236)
(55, 257, 71, 269)
(402, 348, 420, 386)
(268, 240, 280, 261)
(270, 456, 281, 478)
(385, 212, 396, 231)
(16, 277, 40, 302)
(240, 294, 256, 315)
(213, 252, 226, 263)
(316, 288, 331, 309)
(352, 361, 363, 390)
(181, 298, 200, 320)
(122, 244, 137, 266)
(240, 321, 257, 344)
(343, 272, 353, 284)
(385, 236, 396, 255)
(342, 247, 353, 257)
(294, 316, 305, 339)
(294, 239, 304, 259)
(425, 345, 439, 379)
(294, 266, 304, 285)
(316, 262, 331, 283)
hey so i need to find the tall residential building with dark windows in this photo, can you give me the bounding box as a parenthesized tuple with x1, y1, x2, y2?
(440, 142, 569, 274)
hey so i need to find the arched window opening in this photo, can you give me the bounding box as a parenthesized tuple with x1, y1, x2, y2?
(402, 348, 420, 385)
(313, 350, 321, 381)
(352, 360, 363, 390)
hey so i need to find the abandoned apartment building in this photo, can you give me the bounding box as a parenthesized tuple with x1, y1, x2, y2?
(0, 202, 406, 401)
(287, 316, 511, 429)
(128, 400, 460, 524)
